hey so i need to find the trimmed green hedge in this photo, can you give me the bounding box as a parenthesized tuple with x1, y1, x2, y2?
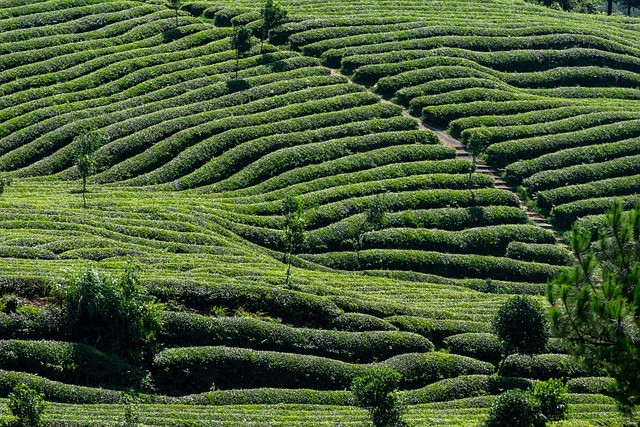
(405, 375, 531, 404)
(525, 155, 640, 195)
(331, 312, 398, 332)
(505, 242, 572, 266)
(487, 120, 640, 169)
(179, 387, 353, 406)
(537, 174, 640, 211)
(152, 346, 493, 395)
(551, 195, 640, 229)
(0, 340, 137, 388)
(160, 312, 433, 362)
(444, 333, 503, 365)
(387, 315, 489, 347)
(146, 279, 342, 327)
(504, 136, 640, 183)
(303, 249, 564, 283)
(501, 354, 595, 380)
(567, 377, 616, 396)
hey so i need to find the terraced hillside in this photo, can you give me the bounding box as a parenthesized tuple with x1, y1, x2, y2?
(0, 0, 636, 425)
(201, 0, 640, 231)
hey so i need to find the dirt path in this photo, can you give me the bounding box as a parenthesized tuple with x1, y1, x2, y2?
(330, 68, 566, 246)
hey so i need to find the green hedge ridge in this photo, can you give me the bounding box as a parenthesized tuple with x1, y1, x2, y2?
(505, 242, 572, 266)
(387, 315, 489, 347)
(0, 340, 137, 388)
(501, 354, 596, 380)
(160, 312, 433, 363)
(146, 279, 342, 327)
(152, 346, 493, 395)
(304, 249, 563, 283)
(331, 312, 398, 332)
(444, 333, 503, 365)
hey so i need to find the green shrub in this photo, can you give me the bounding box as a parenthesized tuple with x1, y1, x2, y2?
(7, 384, 46, 427)
(405, 375, 532, 404)
(532, 378, 569, 422)
(387, 315, 489, 346)
(566, 377, 616, 395)
(505, 242, 572, 266)
(492, 295, 549, 356)
(351, 366, 407, 427)
(484, 389, 541, 427)
(51, 266, 163, 362)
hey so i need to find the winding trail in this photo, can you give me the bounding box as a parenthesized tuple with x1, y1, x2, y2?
(330, 69, 566, 245)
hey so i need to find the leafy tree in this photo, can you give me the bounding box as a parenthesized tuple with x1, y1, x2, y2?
(230, 25, 253, 79)
(7, 384, 46, 427)
(282, 195, 305, 286)
(260, 0, 287, 52)
(51, 264, 163, 363)
(492, 295, 550, 357)
(616, 0, 640, 15)
(532, 379, 569, 423)
(548, 201, 640, 412)
(73, 131, 100, 208)
(354, 195, 390, 263)
(351, 366, 407, 427)
(167, 0, 181, 26)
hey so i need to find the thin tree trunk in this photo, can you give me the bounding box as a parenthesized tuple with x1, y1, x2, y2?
(608, 0, 613, 15)
(628, 1, 632, 16)
(285, 252, 292, 285)
(235, 56, 239, 79)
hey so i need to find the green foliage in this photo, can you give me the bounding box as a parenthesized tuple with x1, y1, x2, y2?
(167, 0, 181, 26)
(121, 394, 140, 427)
(548, 200, 640, 412)
(351, 366, 407, 427)
(533, 378, 569, 422)
(72, 131, 100, 209)
(52, 265, 163, 362)
(500, 353, 593, 380)
(282, 194, 305, 285)
(484, 389, 541, 427)
(492, 295, 550, 356)
(7, 383, 46, 427)
(230, 25, 253, 79)
(260, 0, 287, 49)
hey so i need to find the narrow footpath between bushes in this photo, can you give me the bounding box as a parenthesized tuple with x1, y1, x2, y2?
(329, 68, 567, 247)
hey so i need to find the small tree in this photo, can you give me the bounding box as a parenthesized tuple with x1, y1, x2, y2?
(73, 131, 100, 208)
(354, 195, 390, 263)
(548, 200, 640, 412)
(351, 366, 407, 427)
(492, 295, 550, 358)
(260, 0, 287, 52)
(0, 173, 10, 197)
(282, 195, 305, 286)
(532, 379, 569, 423)
(8, 384, 46, 427)
(167, 0, 181, 26)
(230, 25, 253, 79)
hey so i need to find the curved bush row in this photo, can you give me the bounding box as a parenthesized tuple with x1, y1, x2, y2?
(269, 16, 415, 45)
(486, 119, 640, 168)
(160, 312, 433, 363)
(0, 340, 137, 388)
(505, 242, 573, 266)
(536, 174, 640, 210)
(172, 128, 431, 191)
(406, 375, 531, 404)
(344, 46, 640, 77)
(224, 155, 470, 198)
(129, 102, 400, 187)
(409, 88, 529, 113)
(501, 353, 596, 380)
(444, 333, 503, 365)
(395, 77, 512, 106)
(303, 249, 564, 283)
(146, 279, 343, 327)
(461, 111, 640, 154)
(551, 195, 640, 229)
(304, 188, 517, 229)
(523, 154, 640, 193)
(449, 106, 602, 139)
(423, 99, 573, 128)
(385, 205, 529, 230)
(5, 55, 335, 175)
(152, 346, 493, 395)
(387, 315, 489, 347)
(0, 7, 176, 74)
(356, 224, 555, 256)
(304, 26, 638, 59)
(504, 136, 640, 183)
(180, 387, 353, 406)
(331, 312, 398, 332)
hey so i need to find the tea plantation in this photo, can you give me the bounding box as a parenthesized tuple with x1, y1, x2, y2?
(0, 0, 636, 425)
